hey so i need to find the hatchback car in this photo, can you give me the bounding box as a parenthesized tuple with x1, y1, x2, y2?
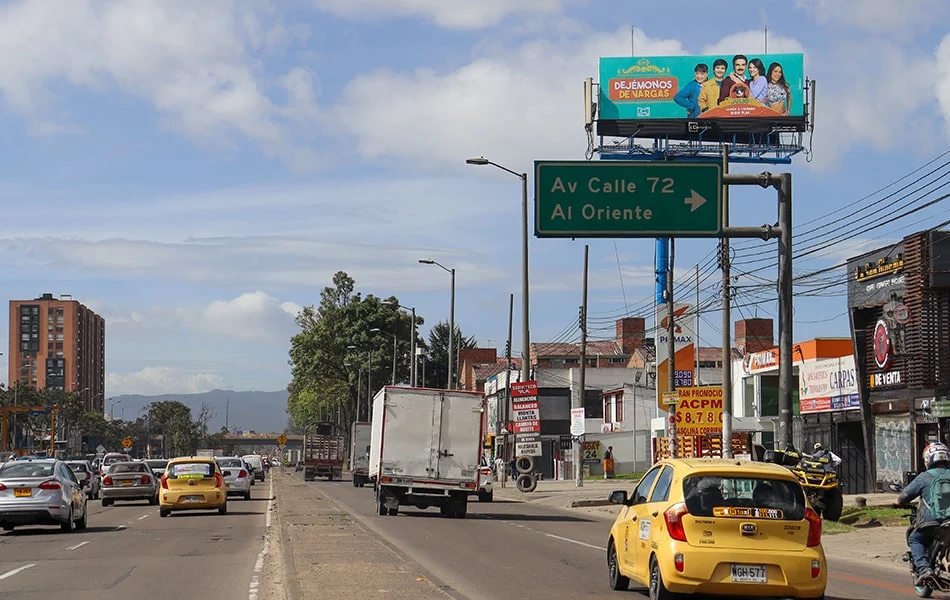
(101, 461, 159, 506)
(65, 460, 100, 500)
(606, 458, 826, 600)
(243, 454, 265, 482)
(0, 458, 88, 532)
(215, 456, 252, 500)
(99, 452, 132, 476)
(159, 457, 227, 517)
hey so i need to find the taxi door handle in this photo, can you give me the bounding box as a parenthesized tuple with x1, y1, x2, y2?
(652, 512, 659, 517)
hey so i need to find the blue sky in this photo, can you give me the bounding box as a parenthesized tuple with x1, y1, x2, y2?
(0, 0, 948, 397)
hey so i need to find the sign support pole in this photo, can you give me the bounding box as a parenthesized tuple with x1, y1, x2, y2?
(667, 240, 677, 457)
(777, 173, 793, 450)
(575, 245, 589, 487)
(721, 145, 733, 458)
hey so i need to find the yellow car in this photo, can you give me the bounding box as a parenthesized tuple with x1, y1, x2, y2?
(606, 458, 826, 600)
(158, 457, 228, 517)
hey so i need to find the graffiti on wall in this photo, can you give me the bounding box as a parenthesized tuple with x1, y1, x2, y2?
(875, 415, 911, 484)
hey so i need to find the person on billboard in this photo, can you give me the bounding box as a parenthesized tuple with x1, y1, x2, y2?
(747, 58, 768, 103)
(699, 58, 728, 112)
(718, 54, 749, 103)
(765, 62, 791, 115)
(673, 63, 707, 118)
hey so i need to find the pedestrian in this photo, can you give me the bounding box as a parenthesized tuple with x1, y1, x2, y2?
(603, 446, 615, 479)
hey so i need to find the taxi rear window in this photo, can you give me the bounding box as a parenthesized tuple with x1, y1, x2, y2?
(167, 462, 214, 478)
(683, 475, 806, 521)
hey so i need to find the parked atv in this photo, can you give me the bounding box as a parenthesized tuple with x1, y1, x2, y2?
(772, 447, 844, 521)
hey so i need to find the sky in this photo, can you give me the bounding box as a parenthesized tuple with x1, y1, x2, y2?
(0, 0, 948, 398)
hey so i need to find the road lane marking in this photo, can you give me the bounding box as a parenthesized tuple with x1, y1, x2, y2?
(0, 564, 35, 580)
(65, 541, 90, 551)
(115, 525, 126, 530)
(545, 533, 605, 551)
(249, 478, 275, 600)
(138, 514, 149, 520)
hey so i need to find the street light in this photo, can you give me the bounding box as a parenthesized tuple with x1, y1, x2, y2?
(381, 301, 418, 387)
(466, 156, 530, 382)
(419, 258, 455, 389)
(110, 397, 124, 421)
(370, 328, 398, 386)
(347, 345, 371, 421)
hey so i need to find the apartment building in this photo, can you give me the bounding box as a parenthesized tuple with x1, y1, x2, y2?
(8, 293, 105, 413)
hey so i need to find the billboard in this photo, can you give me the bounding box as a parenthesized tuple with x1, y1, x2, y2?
(846, 243, 905, 308)
(598, 53, 806, 138)
(798, 356, 860, 414)
(655, 302, 695, 413)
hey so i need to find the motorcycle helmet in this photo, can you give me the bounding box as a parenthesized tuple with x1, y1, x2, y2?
(923, 442, 950, 469)
(813, 443, 823, 451)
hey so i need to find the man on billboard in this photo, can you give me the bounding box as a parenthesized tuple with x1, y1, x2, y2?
(699, 58, 728, 113)
(673, 63, 707, 118)
(718, 54, 749, 103)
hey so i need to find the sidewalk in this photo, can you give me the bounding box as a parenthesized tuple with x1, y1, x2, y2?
(261, 470, 455, 600)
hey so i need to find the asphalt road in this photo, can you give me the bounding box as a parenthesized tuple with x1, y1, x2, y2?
(315, 477, 945, 600)
(0, 480, 271, 600)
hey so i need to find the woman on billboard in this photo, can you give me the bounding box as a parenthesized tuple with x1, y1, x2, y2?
(765, 62, 791, 115)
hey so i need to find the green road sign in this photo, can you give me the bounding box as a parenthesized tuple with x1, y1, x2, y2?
(534, 161, 722, 238)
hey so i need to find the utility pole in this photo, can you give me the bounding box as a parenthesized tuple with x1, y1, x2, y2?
(410, 307, 417, 387)
(449, 268, 456, 390)
(777, 173, 793, 449)
(575, 245, 589, 488)
(503, 292, 514, 487)
(225, 398, 230, 433)
(667, 239, 677, 457)
(721, 144, 734, 458)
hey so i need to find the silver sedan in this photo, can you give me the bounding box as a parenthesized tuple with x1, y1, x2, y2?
(0, 458, 88, 532)
(101, 461, 159, 506)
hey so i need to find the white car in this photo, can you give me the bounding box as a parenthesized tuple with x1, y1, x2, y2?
(216, 457, 252, 500)
(65, 460, 100, 500)
(477, 460, 493, 502)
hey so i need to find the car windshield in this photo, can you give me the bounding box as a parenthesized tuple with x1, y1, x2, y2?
(66, 462, 88, 472)
(0, 462, 55, 478)
(683, 475, 806, 521)
(217, 459, 243, 468)
(167, 462, 214, 478)
(145, 460, 167, 469)
(109, 462, 147, 474)
(104, 455, 130, 465)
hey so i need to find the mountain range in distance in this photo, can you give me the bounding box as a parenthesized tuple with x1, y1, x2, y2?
(108, 389, 289, 434)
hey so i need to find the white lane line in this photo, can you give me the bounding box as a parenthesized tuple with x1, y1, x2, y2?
(0, 564, 36, 580)
(65, 541, 90, 551)
(545, 533, 605, 551)
(138, 514, 149, 520)
(248, 479, 275, 600)
(115, 525, 126, 530)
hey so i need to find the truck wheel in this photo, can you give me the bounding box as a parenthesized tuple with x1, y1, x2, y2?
(478, 490, 493, 502)
(440, 504, 452, 517)
(388, 507, 399, 516)
(352, 477, 358, 487)
(376, 490, 388, 516)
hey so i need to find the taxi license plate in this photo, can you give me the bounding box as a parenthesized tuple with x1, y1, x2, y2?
(121, 480, 134, 486)
(14, 488, 31, 498)
(182, 496, 202, 503)
(731, 564, 767, 583)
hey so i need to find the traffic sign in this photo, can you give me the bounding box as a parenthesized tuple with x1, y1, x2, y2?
(570, 408, 586, 436)
(535, 161, 722, 238)
(95, 444, 106, 455)
(121, 437, 133, 449)
(277, 434, 288, 446)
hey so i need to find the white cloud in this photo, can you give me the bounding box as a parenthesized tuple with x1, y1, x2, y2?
(107, 366, 226, 396)
(201, 291, 301, 342)
(0, 0, 318, 165)
(310, 0, 569, 29)
(332, 27, 688, 170)
(796, 0, 950, 37)
(938, 35, 950, 136)
(702, 31, 805, 56)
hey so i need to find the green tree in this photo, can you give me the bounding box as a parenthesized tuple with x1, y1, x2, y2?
(147, 401, 198, 458)
(286, 271, 421, 430)
(423, 320, 477, 389)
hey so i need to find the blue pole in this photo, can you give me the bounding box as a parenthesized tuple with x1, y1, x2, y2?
(655, 238, 669, 305)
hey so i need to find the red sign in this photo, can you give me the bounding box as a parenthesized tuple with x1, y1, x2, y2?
(511, 420, 541, 434)
(510, 381, 538, 398)
(512, 400, 539, 411)
(873, 319, 892, 370)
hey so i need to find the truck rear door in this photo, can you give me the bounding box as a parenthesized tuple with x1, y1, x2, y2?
(435, 392, 480, 482)
(381, 389, 442, 479)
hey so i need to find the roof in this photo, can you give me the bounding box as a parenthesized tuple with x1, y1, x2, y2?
(697, 347, 743, 361)
(532, 340, 625, 357)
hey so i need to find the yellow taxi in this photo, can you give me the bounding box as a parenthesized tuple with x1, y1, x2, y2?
(158, 457, 228, 517)
(606, 458, 826, 600)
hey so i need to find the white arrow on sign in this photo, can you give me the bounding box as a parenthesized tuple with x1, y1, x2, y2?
(683, 189, 707, 212)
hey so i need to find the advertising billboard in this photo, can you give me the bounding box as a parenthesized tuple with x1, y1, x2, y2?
(798, 356, 860, 414)
(598, 53, 806, 138)
(655, 302, 695, 413)
(846, 243, 905, 308)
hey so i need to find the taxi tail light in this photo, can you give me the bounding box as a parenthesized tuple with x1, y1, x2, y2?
(102, 476, 113, 486)
(214, 473, 224, 488)
(0, 483, 6, 491)
(239, 470, 248, 479)
(38, 480, 61, 490)
(664, 502, 689, 542)
(140, 475, 151, 485)
(673, 553, 685, 572)
(805, 508, 822, 547)
(160, 475, 168, 489)
(811, 559, 821, 578)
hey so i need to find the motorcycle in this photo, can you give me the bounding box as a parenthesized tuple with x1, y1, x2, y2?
(890, 482, 950, 598)
(772, 447, 844, 521)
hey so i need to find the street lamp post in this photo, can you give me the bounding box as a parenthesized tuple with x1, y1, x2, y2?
(419, 259, 455, 389)
(370, 328, 398, 386)
(382, 301, 417, 387)
(347, 345, 372, 422)
(466, 157, 530, 381)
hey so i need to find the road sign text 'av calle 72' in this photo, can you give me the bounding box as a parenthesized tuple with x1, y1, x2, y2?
(534, 161, 722, 238)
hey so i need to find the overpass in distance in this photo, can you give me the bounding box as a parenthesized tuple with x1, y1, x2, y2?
(219, 434, 304, 451)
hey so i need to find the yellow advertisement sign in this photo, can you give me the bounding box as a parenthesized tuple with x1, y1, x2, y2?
(672, 386, 723, 436)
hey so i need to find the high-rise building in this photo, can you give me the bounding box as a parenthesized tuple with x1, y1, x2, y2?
(8, 293, 105, 414)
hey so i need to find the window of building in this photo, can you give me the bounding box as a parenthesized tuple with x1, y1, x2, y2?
(55, 342, 63, 350)
(47, 333, 53, 341)
(586, 358, 597, 367)
(55, 307, 63, 315)
(608, 357, 626, 365)
(564, 358, 579, 365)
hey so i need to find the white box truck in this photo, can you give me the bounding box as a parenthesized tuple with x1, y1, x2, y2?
(370, 387, 484, 518)
(350, 421, 372, 488)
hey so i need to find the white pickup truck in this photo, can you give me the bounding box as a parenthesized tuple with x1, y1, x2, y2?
(370, 387, 484, 518)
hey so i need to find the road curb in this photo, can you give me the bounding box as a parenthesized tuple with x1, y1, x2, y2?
(273, 472, 304, 600)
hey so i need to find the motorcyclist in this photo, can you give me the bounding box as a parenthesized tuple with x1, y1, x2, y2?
(810, 442, 842, 468)
(899, 441, 950, 585)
